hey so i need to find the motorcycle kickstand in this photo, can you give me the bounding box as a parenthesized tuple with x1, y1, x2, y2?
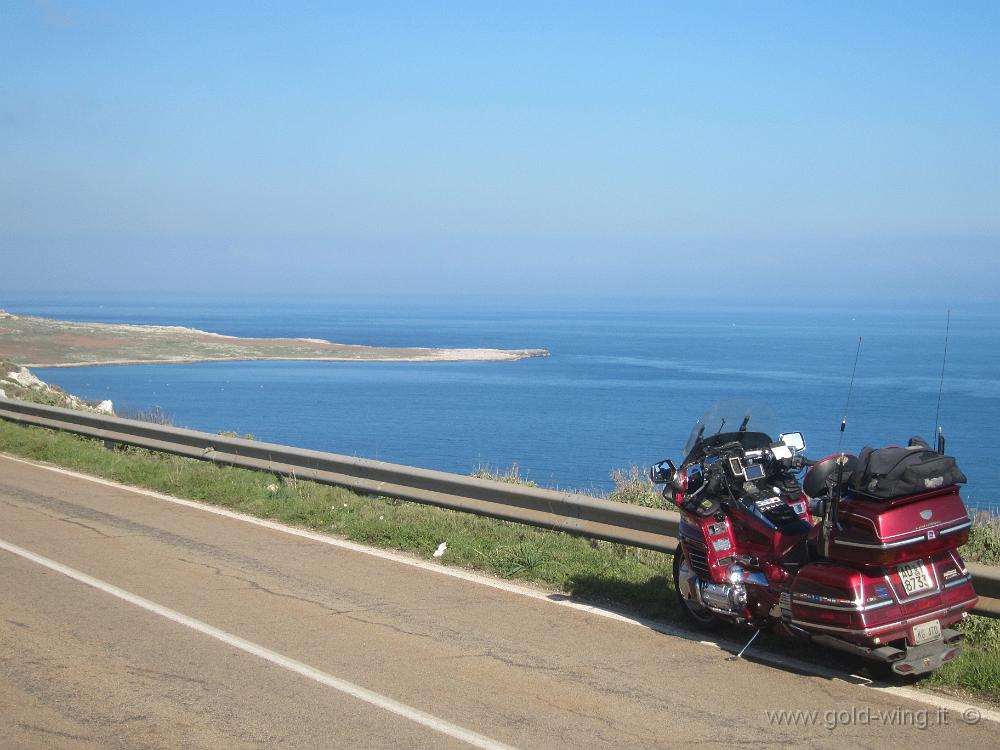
(726, 628, 762, 662)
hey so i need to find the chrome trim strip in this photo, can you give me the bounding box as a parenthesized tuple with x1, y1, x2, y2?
(792, 597, 978, 636)
(792, 596, 859, 609)
(792, 598, 895, 612)
(943, 575, 973, 589)
(880, 515, 971, 540)
(862, 599, 896, 611)
(834, 535, 926, 550)
(939, 520, 973, 536)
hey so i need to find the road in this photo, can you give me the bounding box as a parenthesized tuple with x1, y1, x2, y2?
(0, 453, 995, 749)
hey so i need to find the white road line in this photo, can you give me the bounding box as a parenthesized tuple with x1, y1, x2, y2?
(0, 537, 519, 750)
(3, 452, 999, 724)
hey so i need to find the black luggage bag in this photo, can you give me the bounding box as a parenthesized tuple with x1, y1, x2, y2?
(849, 442, 966, 500)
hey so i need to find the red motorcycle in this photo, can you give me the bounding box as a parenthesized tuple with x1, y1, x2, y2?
(651, 403, 978, 677)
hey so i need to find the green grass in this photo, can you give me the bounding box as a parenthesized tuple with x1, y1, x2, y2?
(1, 417, 997, 702)
(925, 615, 1000, 697)
(963, 512, 1000, 565)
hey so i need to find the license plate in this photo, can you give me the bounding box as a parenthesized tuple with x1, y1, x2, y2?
(912, 619, 942, 645)
(898, 560, 934, 596)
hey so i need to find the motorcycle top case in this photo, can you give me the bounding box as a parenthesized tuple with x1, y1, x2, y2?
(826, 486, 973, 566)
(849, 445, 966, 500)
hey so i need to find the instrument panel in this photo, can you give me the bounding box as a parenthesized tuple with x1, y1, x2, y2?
(728, 456, 765, 481)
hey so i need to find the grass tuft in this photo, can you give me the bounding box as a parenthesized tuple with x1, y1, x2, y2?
(608, 465, 662, 508)
(471, 463, 538, 487)
(217, 430, 256, 440)
(116, 405, 173, 425)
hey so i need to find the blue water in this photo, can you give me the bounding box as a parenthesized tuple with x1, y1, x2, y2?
(5, 293, 998, 512)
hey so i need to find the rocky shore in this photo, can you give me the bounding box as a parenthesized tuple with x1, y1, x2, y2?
(0, 360, 114, 414)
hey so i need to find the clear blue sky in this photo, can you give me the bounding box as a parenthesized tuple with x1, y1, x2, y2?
(1, 1, 997, 300)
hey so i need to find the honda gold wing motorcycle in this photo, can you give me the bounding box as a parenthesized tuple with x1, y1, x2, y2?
(650, 403, 978, 677)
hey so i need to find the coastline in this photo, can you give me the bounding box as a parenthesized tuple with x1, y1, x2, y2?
(0, 310, 549, 367)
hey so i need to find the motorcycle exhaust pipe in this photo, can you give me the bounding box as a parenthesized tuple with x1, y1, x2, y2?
(809, 634, 906, 663)
(943, 628, 964, 644)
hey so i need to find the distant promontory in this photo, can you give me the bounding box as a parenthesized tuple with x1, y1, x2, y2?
(0, 310, 549, 368)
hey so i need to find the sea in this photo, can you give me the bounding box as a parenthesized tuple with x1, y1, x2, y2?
(4, 292, 998, 514)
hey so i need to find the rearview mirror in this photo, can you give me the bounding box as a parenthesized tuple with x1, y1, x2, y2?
(649, 459, 676, 484)
(779, 431, 806, 453)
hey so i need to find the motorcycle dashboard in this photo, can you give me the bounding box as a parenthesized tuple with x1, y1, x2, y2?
(728, 456, 766, 481)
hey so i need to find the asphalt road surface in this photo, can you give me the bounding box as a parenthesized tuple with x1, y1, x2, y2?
(0, 453, 995, 749)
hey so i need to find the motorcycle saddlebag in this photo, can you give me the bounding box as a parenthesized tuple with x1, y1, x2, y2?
(849, 445, 966, 500)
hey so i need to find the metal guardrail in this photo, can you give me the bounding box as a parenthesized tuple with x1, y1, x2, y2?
(0, 397, 682, 551)
(1, 396, 997, 619)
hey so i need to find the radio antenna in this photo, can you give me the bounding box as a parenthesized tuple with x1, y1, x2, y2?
(837, 336, 863, 454)
(825, 335, 863, 543)
(933, 309, 951, 454)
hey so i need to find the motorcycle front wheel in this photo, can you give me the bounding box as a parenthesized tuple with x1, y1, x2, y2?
(672, 551, 720, 630)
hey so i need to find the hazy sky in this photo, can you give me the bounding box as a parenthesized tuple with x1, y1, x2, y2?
(2, 1, 997, 300)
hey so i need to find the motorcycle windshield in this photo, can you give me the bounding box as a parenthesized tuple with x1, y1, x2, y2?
(681, 401, 777, 466)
